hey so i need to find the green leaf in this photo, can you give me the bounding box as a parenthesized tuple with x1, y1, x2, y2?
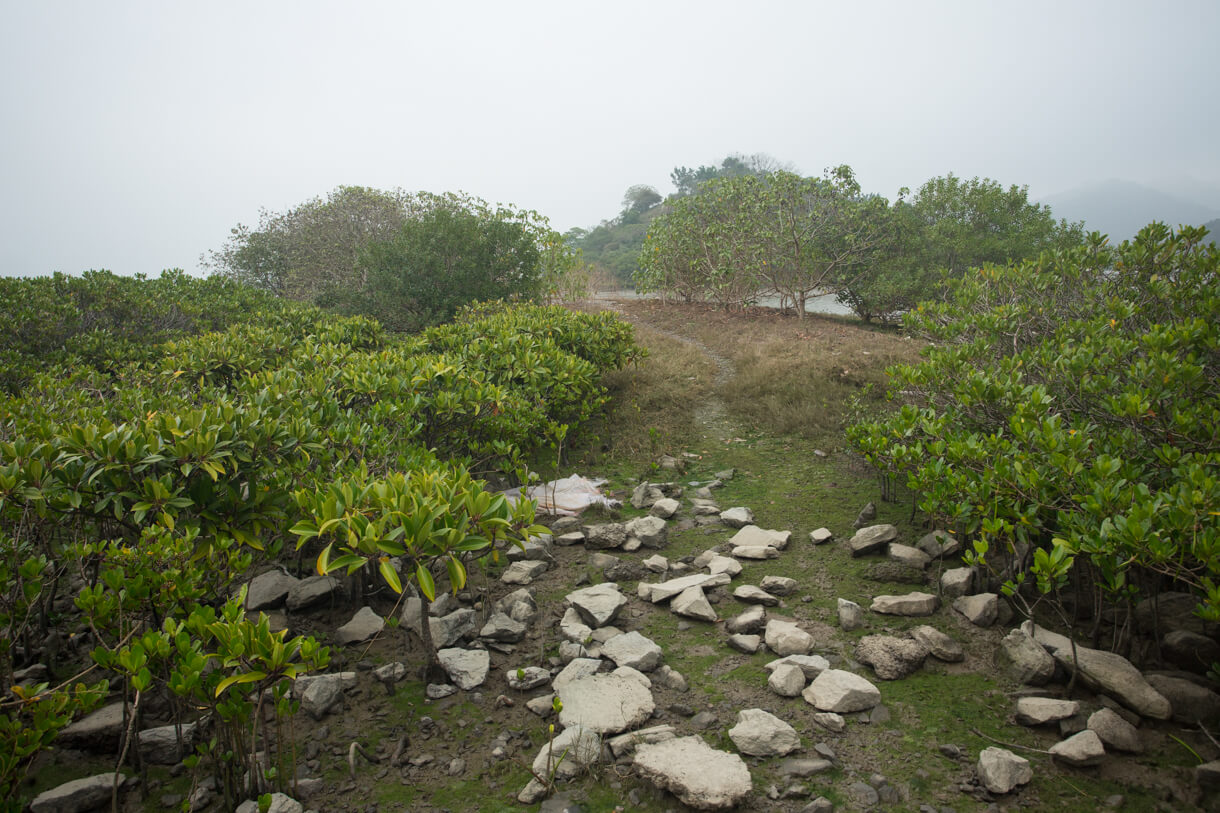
(215, 670, 267, 697)
(415, 562, 435, 602)
(378, 558, 403, 593)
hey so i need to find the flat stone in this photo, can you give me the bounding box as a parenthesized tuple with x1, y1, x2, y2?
(60, 702, 127, 750)
(608, 724, 677, 758)
(671, 585, 717, 622)
(720, 507, 755, 528)
(764, 654, 830, 679)
(335, 606, 384, 645)
(506, 534, 551, 561)
(871, 592, 940, 616)
(977, 747, 1032, 794)
(584, 522, 628, 550)
(888, 543, 931, 570)
(244, 569, 300, 610)
(802, 669, 881, 713)
(285, 575, 341, 611)
(735, 585, 780, 606)
(909, 626, 964, 662)
(953, 593, 999, 627)
(728, 708, 800, 757)
(602, 631, 663, 672)
(507, 666, 551, 691)
(1024, 621, 1171, 719)
(765, 619, 814, 656)
(940, 567, 975, 599)
(552, 658, 603, 692)
(855, 635, 928, 680)
(812, 712, 846, 732)
(559, 607, 594, 643)
(566, 583, 628, 628)
(501, 560, 549, 585)
(837, 598, 865, 631)
(556, 531, 586, 546)
(633, 736, 752, 810)
(849, 524, 898, 557)
(412, 607, 476, 648)
(299, 673, 347, 719)
(727, 604, 766, 634)
(1000, 627, 1055, 685)
(649, 498, 681, 519)
(627, 515, 669, 547)
(480, 612, 527, 642)
(645, 572, 731, 603)
(374, 662, 406, 684)
(768, 663, 807, 697)
(437, 648, 490, 690)
(31, 774, 127, 813)
(235, 794, 302, 813)
(731, 545, 780, 560)
(707, 555, 743, 577)
(727, 633, 762, 654)
(778, 758, 833, 777)
(730, 525, 790, 549)
(760, 576, 798, 596)
(558, 673, 655, 734)
(809, 528, 833, 544)
(496, 587, 539, 623)
(643, 554, 669, 573)
(1049, 729, 1106, 766)
(1087, 708, 1143, 753)
(1016, 697, 1080, 725)
(529, 723, 602, 780)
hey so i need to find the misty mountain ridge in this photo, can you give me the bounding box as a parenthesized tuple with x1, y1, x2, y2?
(1038, 179, 1220, 242)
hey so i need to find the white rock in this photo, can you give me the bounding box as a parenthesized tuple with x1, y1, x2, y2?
(802, 669, 881, 713)
(706, 555, 743, 577)
(765, 619, 814, 656)
(566, 583, 628, 628)
(837, 598, 865, 631)
(1087, 708, 1143, 753)
(768, 663, 807, 697)
(671, 585, 718, 622)
(870, 592, 940, 616)
(849, 524, 897, 556)
(764, 654, 830, 679)
(552, 658, 603, 692)
(977, 747, 1032, 794)
(730, 525, 790, 550)
(809, 527, 833, 544)
(909, 626, 964, 662)
(558, 673, 655, 734)
(437, 648, 490, 690)
(649, 498, 681, 519)
(887, 543, 931, 570)
(507, 666, 551, 691)
(608, 724, 677, 758)
(633, 736, 753, 810)
(334, 606, 384, 645)
(501, 560, 549, 585)
(813, 712, 845, 732)
(728, 708, 800, 756)
(601, 630, 664, 672)
(734, 585, 780, 606)
(626, 515, 669, 547)
(720, 507, 755, 528)
(235, 793, 302, 813)
(731, 545, 780, 560)
(646, 572, 731, 603)
(726, 604, 766, 634)
(244, 569, 299, 611)
(1049, 729, 1106, 766)
(529, 723, 602, 780)
(940, 567, 975, 599)
(643, 554, 669, 573)
(559, 607, 594, 643)
(727, 634, 762, 653)
(760, 576, 798, 596)
(613, 665, 652, 688)
(1015, 697, 1079, 726)
(999, 627, 1055, 685)
(953, 593, 999, 627)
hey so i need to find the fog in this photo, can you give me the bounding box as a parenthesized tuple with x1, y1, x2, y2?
(2, 0, 1217, 278)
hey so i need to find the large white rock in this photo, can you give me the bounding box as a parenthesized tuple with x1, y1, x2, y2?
(30, 774, 127, 813)
(59, 701, 127, 749)
(285, 575, 341, 611)
(633, 736, 753, 810)
(437, 648, 490, 690)
(870, 592, 940, 617)
(601, 631, 664, 672)
(734, 585, 780, 606)
(627, 515, 669, 547)
(558, 673, 655, 734)
(566, 583, 628, 628)
(837, 598, 865, 631)
(940, 567, 975, 599)
(648, 498, 681, 520)
(909, 625, 964, 662)
(1023, 621, 1171, 720)
(768, 663, 808, 697)
(977, 747, 1032, 794)
(552, 657, 603, 692)
(855, 635, 927, 680)
(501, 560, 549, 585)
(671, 585, 718, 622)
(728, 708, 800, 756)
(887, 543, 930, 570)
(802, 669, 881, 713)
(334, 606, 384, 645)
(726, 604, 766, 634)
(559, 607, 594, 643)
(1015, 697, 1079, 726)
(1049, 729, 1106, 766)
(719, 507, 755, 528)
(706, 555, 743, 577)
(731, 545, 780, 560)
(644, 572, 731, 603)
(244, 569, 299, 610)
(138, 721, 197, 765)
(760, 576, 798, 596)
(1087, 708, 1143, 753)
(953, 593, 999, 627)
(729, 525, 791, 550)
(235, 794, 303, 813)
(999, 627, 1055, 685)
(849, 524, 898, 556)
(764, 654, 830, 679)
(764, 619, 814, 656)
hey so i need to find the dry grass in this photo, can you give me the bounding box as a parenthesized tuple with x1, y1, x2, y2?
(596, 299, 924, 447)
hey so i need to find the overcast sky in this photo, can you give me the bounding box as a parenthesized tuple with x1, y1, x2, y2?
(2, 0, 1217, 278)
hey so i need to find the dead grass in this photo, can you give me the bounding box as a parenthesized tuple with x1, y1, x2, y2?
(594, 299, 924, 447)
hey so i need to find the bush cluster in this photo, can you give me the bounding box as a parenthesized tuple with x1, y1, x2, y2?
(0, 280, 640, 805)
(848, 225, 1219, 646)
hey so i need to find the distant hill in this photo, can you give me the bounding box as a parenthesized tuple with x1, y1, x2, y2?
(1039, 179, 1220, 242)
(1204, 218, 1220, 245)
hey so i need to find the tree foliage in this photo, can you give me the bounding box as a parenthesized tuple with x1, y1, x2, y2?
(203, 187, 586, 326)
(848, 224, 1220, 636)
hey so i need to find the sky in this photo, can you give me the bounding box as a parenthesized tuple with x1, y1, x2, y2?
(1, 0, 1218, 278)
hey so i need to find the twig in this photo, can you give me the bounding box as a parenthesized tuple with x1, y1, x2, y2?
(348, 739, 381, 778)
(390, 734, 408, 767)
(969, 727, 1051, 755)
(1200, 724, 1220, 753)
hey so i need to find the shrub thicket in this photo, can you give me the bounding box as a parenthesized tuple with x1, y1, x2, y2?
(848, 225, 1219, 648)
(0, 278, 640, 806)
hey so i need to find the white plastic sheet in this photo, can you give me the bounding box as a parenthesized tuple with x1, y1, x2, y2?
(501, 474, 621, 517)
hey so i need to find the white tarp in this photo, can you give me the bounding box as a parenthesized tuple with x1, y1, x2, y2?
(501, 474, 621, 517)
